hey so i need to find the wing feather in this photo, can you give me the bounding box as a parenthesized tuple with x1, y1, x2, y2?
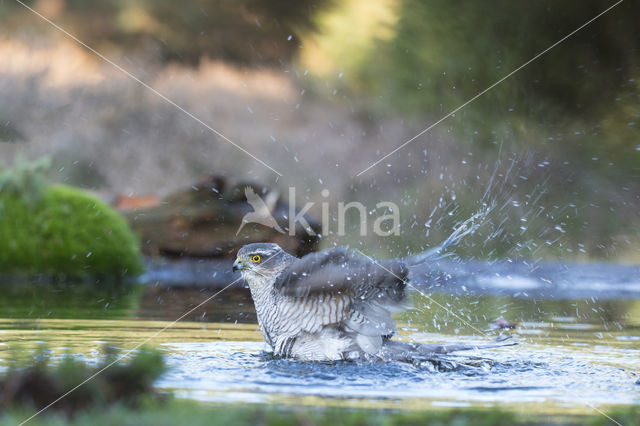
(274, 248, 407, 302)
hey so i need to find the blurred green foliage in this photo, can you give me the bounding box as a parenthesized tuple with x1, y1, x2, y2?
(0, 345, 166, 414)
(0, 0, 332, 64)
(0, 159, 144, 278)
(302, 0, 639, 261)
(2, 385, 638, 426)
(318, 0, 640, 173)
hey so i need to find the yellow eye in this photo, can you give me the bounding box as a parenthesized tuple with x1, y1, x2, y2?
(250, 255, 261, 263)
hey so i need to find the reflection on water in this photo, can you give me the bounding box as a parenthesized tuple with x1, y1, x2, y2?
(0, 275, 639, 417)
(138, 286, 256, 323)
(0, 280, 255, 323)
(401, 292, 640, 336)
(0, 280, 144, 319)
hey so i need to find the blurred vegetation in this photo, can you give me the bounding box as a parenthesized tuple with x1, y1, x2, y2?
(0, 0, 332, 65)
(2, 405, 635, 426)
(0, 404, 520, 426)
(0, 345, 166, 415)
(307, 0, 640, 173)
(0, 0, 637, 261)
(0, 158, 144, 278)
(300, 0, 639, 261)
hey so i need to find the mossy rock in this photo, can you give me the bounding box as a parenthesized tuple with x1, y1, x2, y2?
(0, 184, 143, 278)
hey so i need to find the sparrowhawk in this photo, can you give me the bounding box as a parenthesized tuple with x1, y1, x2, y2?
(233, 242, 513, 361)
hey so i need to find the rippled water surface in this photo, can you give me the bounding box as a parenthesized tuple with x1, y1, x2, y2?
(1, 260, 639, 419)
(157, 334, 639, 410)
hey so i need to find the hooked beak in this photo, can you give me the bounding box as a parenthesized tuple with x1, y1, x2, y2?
(232, 258, 243, 272)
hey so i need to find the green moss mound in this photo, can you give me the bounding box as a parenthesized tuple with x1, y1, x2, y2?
(0, 184, 144, 278)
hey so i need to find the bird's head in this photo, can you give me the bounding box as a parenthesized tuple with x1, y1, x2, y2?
(233, 243, 294, 286)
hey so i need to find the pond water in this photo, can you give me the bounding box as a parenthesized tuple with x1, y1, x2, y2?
(0, 259, 639, 421)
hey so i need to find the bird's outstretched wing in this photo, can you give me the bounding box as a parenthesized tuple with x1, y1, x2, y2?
(273, 248, 409, 354)
(275, 248, 407, 300)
